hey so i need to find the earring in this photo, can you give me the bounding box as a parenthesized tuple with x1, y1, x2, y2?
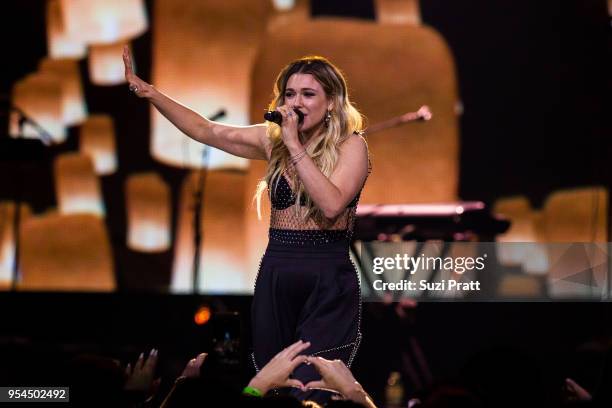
(324, 110, 331, 128)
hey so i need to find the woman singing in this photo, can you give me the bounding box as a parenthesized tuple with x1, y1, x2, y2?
(124, 49, 368, 400)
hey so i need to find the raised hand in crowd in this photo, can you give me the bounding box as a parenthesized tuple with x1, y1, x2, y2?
(180, 352, 207, 379)
(124, 348, 161, 404)
(246, 340, 311, 395)
(564, 378, 592, 403)
(305, 356, 378, 408)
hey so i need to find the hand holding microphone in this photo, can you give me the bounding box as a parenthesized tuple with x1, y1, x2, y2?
(264, 108, 304, 125)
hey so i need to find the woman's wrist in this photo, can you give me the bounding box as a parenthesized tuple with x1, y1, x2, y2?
(146, 85, 160, 101)
(246, 377, 269, 395)
(286, 142, 304, 156)
(344, 382, 368, 404)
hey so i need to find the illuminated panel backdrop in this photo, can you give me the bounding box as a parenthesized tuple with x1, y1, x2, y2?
(46, 0, 87, 59)
(39, 58, 87, 126)
(54, 153, 105, 216)
(89, 41, 131, 86)
(125, 172, 171, 252)
(59, 0, 148, 45)
(0, 203, 30, 290)
(543, 187, 608, 298)
(19, 213, 115, 291)
(151, 0, 271, 169)
(79, 114, 117, 175)
(171, 170, 248, 293)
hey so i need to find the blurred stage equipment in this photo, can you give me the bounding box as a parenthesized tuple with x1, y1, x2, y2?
(493, 196, 549, 279)
(79, 114, 117, 175)
(493, 196, 540, 267)
(54, 153, 105, 216)
(10, 73, 66, 143)
(125, 172, 171, 252)
(194, 305, 212, 325)
(151, 0, 271, 169)
(353, 202, 509, 298)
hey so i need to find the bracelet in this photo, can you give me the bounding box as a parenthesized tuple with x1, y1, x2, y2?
(242, 386, 263, 397)
(289, 149, 307, 165)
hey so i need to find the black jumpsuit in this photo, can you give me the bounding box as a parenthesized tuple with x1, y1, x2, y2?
(251, 166, 365, 401)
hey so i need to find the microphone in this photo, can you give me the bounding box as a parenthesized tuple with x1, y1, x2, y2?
(264, 108, 304, 125)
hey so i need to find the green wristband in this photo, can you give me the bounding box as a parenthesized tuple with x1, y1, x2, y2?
(242, 386, 263, 397)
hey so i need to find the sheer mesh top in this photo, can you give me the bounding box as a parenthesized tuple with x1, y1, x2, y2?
(268, 171, 362, 245)
(268, 134, 375, 246)
(267, 133, 369, 245)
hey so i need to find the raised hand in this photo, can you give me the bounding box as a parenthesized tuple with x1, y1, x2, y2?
(247, 340, 310, 395)
(123, 45, 155, 98)
(305, 356, 377, 407)
(125, 348, 160, 396)
(303, 356, 358, 395)
(564, 378, 592, 402)
(180, 353, 207, 378)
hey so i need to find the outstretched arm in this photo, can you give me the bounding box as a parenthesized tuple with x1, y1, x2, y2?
(123, 46, 269, 160)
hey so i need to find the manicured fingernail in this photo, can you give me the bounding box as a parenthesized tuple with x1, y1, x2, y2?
(139, 352, 144, 359)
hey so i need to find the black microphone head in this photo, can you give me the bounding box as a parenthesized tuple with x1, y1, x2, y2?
(293, 109, 304, 124)
(263, 111, 282, 125)
(263, 109, 304, 125)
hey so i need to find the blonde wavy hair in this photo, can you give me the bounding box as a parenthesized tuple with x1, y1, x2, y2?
(255, 56, 364, 221)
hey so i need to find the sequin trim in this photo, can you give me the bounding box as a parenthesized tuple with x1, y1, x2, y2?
(268, 228, 349, 245)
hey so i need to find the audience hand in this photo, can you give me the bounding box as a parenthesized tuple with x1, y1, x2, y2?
(180, 352, 207, 379)
(564, 378, 592, 402)
(125, 348, 160, 398)
(247, 340, 310, 395)
(305, 356, 377, 408)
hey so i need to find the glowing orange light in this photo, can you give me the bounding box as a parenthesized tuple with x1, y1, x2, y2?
(194, 306, 211, 325)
